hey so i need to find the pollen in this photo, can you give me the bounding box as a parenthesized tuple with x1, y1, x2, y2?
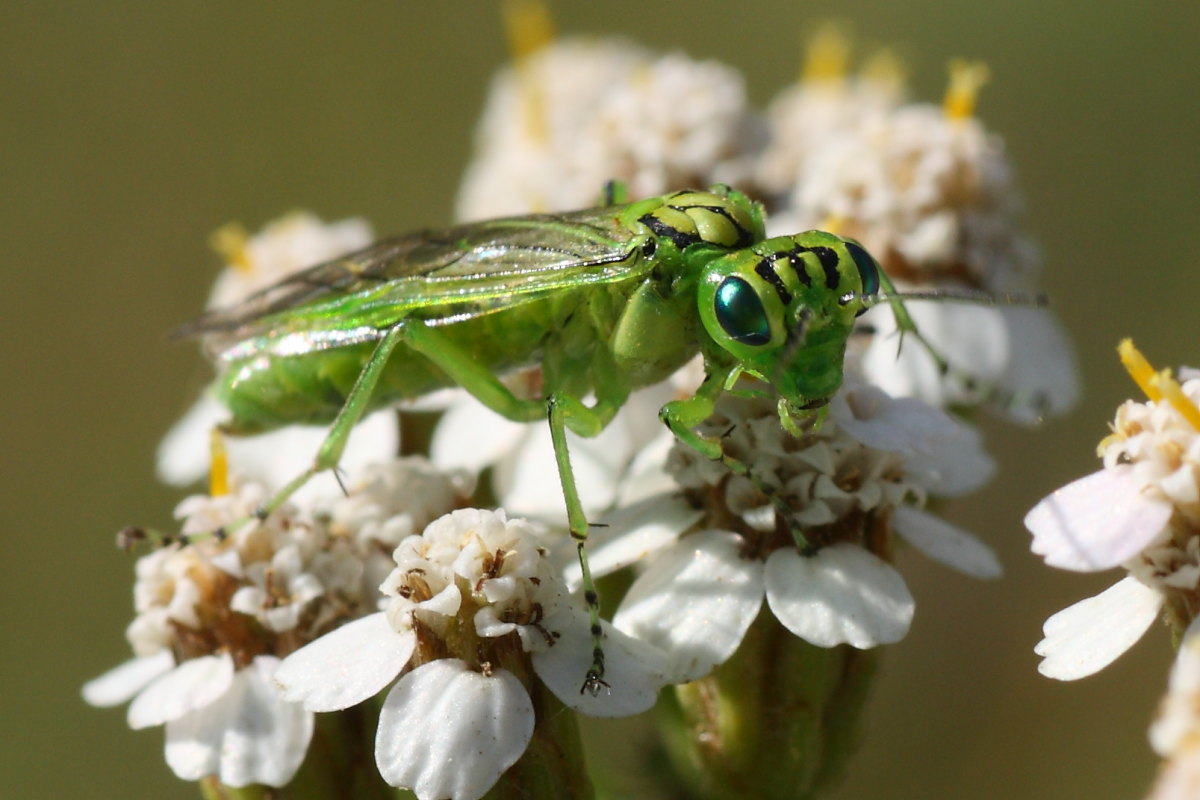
(502, 0, 554, 144)
(1118, 338, 1200, 432)
(802, 22, 850, 84)
(208, 222, 253, 274)
(942, 59, 990, 121)
(859, 48, 907, 95)
(208, 427, 229, 498)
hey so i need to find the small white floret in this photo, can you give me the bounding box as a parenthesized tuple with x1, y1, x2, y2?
(374, 659, 534, 800)
(764, 543, 914, 648)
(127, 653, 235, 729)
(1035, 576, 1163, 680)
(613, 530, 765, 682)
(274, 612, 415, 713)
(164, 656, 313, 787)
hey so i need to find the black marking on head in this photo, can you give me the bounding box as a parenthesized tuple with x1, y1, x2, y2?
(754, 257, 794, 306)
(639, 213, 700, 250)
(783, 251, 812, 287)
(805, 246, 841, 289)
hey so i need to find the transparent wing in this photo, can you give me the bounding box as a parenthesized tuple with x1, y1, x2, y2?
(175, 207, 648, 345)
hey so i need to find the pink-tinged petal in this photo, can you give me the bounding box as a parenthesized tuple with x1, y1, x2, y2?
(82, 650, 175, 707)
(1026, 467, 1172, 572)
(375, 660, 534, 800)
(532, 612, 670, 717)
(274, 612, 414, 712)
(165, 657, 313, 787)
(1035, 576, 1163, 680)
(613, 530, 764, 681)
(892, 506, 1002, 579)
(765, 544, 914, 648)
(128, 653, 235, 729)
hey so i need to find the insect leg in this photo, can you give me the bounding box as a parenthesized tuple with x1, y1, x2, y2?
(255, 321, 412, 520)
(546, 392, 614, 696)
(660, 366, 812, 550)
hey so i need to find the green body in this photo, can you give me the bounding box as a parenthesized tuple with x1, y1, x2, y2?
(193, 187, 873, 434)
(183, 185, 890, 694)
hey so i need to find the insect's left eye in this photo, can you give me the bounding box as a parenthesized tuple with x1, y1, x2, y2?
(714, 276, 771, 346)
(845, 242, 880, 315)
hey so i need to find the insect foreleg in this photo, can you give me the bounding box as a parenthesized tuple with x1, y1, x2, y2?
(660, 368, 812, 550)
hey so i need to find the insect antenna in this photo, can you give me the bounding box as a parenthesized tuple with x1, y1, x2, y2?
(861, 287, 1047, 309)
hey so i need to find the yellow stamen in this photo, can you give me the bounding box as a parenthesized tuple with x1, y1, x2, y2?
(859, 48, 907, 96)
(802, 22, 850, 84)
(943, 58, 989, 121)
(208, 222, 253, 274)
(502, 0, 554, 144)
(209, 427, 229, 498)
(1118, 339, 1200, 432)
(1153, 372, 1200, 433)
(1118, 338, 1162, 401)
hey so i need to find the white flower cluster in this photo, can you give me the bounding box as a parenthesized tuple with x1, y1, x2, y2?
(456, 37, 762, 220)
(84, 459, 473, 788)
(276, 507, 669, 800)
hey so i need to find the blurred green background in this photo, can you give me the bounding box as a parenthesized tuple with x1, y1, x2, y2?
(3, 2, 1197, 797)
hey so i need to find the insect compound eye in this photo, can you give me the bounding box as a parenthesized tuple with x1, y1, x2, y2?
(714, 276, 771, 346)
(845, 241, 881, 317)
(845, 242, 880, 297)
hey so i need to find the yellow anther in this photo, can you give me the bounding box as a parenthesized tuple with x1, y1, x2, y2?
(502, 0, 554, 61)
(1118, 338, 1163, 401)
(859, 48, 907, 95)
(1118, 339, 1200, 432)
(208, 222, 253, 274)
(502, 0, 554, 144)
(209, 427, 229, 498)
(802, 22, 850, 84)
(1153, 372, 1200, 433)
(943, 59, 990, 120)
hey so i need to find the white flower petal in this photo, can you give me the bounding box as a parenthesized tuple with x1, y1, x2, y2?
(613, 530, 764, 681)
(274, 612, 415, 712)
(128, 653, 235, 729)
(157, 395, 399, 502)
(375, 660, 534, 800)
(82, 650, 175, 707)
(563, 494, 702, 590)
(430, 399, 530, 474)
(765, 544, 914, 648)
(1026, 466, 1172, 571)
(165, 657, 313, 787)
(1035, 576, 1163, 680)
(892, 506, 1002, 579)
(532, 612, 670, 717)
(996, 307, 1081, 423)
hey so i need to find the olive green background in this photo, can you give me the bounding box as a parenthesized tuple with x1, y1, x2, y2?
(3, 2, 1197, 798)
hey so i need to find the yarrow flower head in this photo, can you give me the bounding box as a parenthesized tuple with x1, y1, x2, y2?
(274, 507, 669, 800)
(83, 457, 473, 788)
(763, 56, 1078, 424)
(455, 27, 762, 220)
(1026, 340, 1200, 680)
(601, 379, 999, 682)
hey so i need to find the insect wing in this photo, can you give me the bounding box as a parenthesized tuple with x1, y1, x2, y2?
(178, 207, 650, 356)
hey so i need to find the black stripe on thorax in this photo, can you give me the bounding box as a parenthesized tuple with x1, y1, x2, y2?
(637, 213, 701, 250)
(754, 256, 794, 306)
